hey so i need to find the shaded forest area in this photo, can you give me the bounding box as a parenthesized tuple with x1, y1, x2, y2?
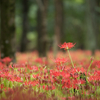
(0, 0, 100, 59)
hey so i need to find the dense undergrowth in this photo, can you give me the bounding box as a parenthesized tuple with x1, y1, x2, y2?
(0, 42, 100, 100)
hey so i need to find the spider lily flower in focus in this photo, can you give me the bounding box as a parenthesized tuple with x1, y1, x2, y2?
(59, 42, 76, 68)
(59, 42, 76, 50)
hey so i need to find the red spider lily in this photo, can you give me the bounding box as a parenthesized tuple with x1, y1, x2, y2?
(42, 85, 45, 89)
(35, 58, 48, 65)
(62, 79, 71, 88)
(88, 71, 100, 81)
(31, 66, 38, 71)
(35, 58, 43, 64)
(33, 74, 39, 78)
(59, 42, 76, 50)
(2, 57, 12, 64)
(14, 77, 22, 82)
(62, 78, 85, 89)
(54, 57, 67, 66)
(0, 84, 5, 89)
(92, 60, 100, 68)
(52, 71, 61, 77)
(0, 62, 4, 69)
(24, 81, 38, 86)
(8, 65, 13, 68)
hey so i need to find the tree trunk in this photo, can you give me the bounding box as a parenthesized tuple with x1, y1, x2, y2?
(1, 0, 15, 60)
(37, 0, 48, 57)
(96, 0, 100, 49)
(53, 0, 64, 58)
(85, 0, 99, 55)
(0, 0, 1, 59)
(20, 0, 29, 52)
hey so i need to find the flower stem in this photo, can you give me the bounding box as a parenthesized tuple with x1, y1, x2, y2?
(87, 59, 93, 74)
(67, 49, 74, 68)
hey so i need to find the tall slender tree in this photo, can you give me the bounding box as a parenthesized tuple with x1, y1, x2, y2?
(96, 0, 100, 49)
(85, 0, 99, 55)
(20, 0, 29, 52)
(0, 0, 16, 60)
(53, 0, 64, 58)
(0, 0, 1, 59)
(36, 0, 48, 57)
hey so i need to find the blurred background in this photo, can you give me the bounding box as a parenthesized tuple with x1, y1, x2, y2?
(0, 0, 100, 59)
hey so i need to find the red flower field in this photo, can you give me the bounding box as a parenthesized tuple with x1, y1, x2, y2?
(0, 43, 100, 100)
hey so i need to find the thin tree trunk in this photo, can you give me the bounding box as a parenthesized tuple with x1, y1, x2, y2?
(85, 0, 99, 55)
(96, 0, 100, 49)
(0, 0, 1, 59)
(37, 0, 48, 57)
(53, 0, 64, 58)
(20, 0, 29, 52)
(1, 0, 16, 60)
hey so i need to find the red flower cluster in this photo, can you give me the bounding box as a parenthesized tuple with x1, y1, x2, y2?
(1, 48, 100, 100)
(59, 42, 76, 50)
(2, 57, 12, 64)
(54, 57, 67, 66)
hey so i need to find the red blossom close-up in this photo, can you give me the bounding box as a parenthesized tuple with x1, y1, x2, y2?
(59, 42, 76, 50)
